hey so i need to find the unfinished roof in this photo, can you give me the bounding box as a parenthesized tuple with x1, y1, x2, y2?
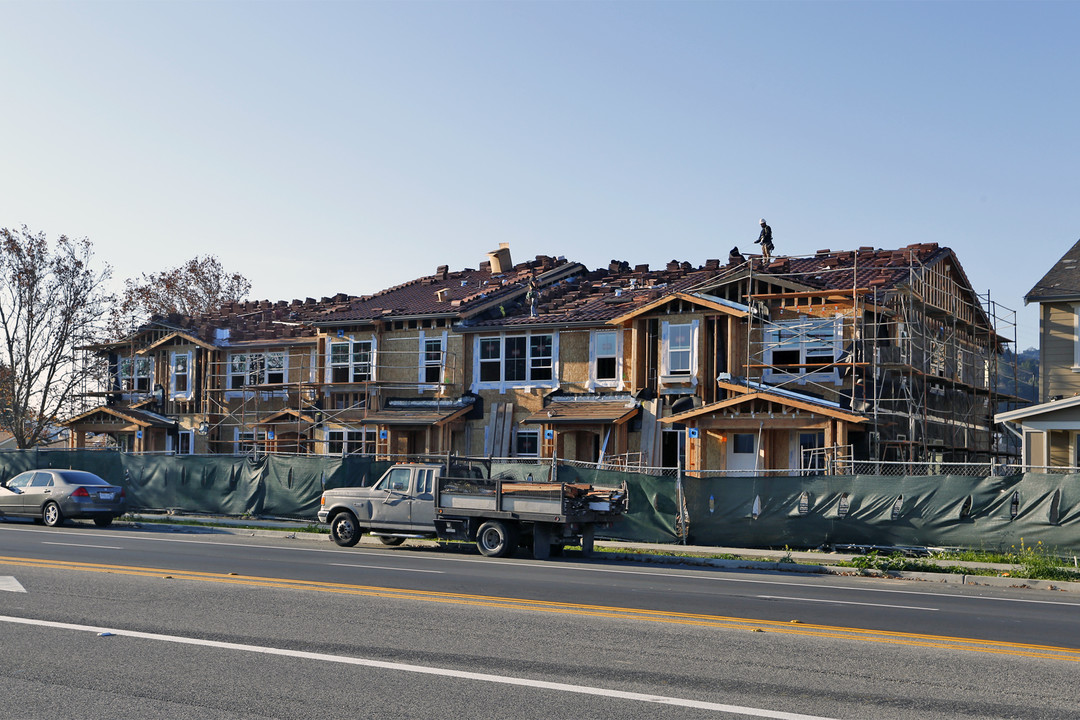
(318, 255, 579, 325)
(1025, 238, 1080, 304)
(523, 397, 640, 426)
(468, 258, 729, 329)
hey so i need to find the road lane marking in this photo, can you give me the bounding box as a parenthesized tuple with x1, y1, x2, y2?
(0, 576, 25, 593)
(758, 595, 938, 611)
(0, 613, 838, 719)
(329, 563, 443, 574)
(3, 555, 1079, 662)
(42, 542, 123, 549)
(6, 525, 1080, 608)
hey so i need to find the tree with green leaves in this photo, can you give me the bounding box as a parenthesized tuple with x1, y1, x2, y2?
(0, 226, 113, 448)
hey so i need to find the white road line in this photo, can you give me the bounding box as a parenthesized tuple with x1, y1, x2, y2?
(0, 577, 26, 593)
(42, 542, 123, 550)
(328, 563, 443, 574)
(0, 614, 839, 720)
(757, 595, 938, 611)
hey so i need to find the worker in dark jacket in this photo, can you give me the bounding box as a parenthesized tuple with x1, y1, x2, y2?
(755, 218, 774, 262)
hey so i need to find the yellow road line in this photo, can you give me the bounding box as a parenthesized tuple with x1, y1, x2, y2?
(4, 555, 1078, 661)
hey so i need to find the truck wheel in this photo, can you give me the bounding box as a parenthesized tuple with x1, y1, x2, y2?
(378, 536, 406, 546)
(476, 520, 518, 558)
(330, 512, 362, 547)
(580, 525, 595, 558)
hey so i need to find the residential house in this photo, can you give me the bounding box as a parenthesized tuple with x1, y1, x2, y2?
(996, 238, 1080, 468)
(64, 295, 359, 454)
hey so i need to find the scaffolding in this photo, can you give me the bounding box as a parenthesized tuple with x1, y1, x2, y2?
(698, 248, 1022, 465)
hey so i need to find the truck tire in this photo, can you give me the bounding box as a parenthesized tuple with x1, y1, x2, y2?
(378, 536, 406, 546)
(476, 520, 518, 558)
(580, 525, 595, 558)
(330, 512, 362, 547)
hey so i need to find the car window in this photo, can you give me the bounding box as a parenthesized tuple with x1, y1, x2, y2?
(55, 471, 110, 486)
(377, 467, 412, 493)
(29, 473, 53, 488)
(7, 473, 33, 489)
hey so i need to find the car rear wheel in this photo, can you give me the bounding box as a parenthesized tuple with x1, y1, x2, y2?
(93, 516, 114, 528)
(43, 502, 64, 527)
(329, 512, 362, 547)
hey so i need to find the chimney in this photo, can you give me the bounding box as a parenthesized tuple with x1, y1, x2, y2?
(487, 243, 513, 274)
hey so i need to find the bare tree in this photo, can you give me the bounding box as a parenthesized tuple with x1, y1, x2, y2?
(0, 226, 113, 448)
(109, 255, 251, 336)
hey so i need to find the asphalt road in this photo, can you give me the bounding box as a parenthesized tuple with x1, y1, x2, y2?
(2, 520, 1080, 719)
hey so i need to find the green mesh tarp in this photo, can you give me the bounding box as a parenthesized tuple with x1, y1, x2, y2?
(4, 449, 1080, 552)
(557, 464, 679, 543)
(682, 472, 1080, 553)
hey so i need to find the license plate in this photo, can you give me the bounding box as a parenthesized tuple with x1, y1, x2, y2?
(98, 492, 115, 500)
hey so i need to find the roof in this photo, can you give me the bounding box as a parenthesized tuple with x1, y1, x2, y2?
(359, 397, 475, 427)
(1025, 238, 1080, 304)
(523, 398, 640, 425)
(662, 384, 866, 425)
(61, 405, 177, 428)
(318, 255, 580, 325)
(467, 259, 729, 329)
(995, 394, 1080, 424)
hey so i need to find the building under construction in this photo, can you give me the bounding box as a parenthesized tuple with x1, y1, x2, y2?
(63, 243, 1022, 471)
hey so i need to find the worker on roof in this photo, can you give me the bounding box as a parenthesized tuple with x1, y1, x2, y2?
(755, 218, 774, 263)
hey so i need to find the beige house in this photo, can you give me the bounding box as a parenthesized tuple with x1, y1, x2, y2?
(997, 238, 1080, 468)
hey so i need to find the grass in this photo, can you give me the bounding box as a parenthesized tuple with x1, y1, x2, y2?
(834, 539, 1080, 583)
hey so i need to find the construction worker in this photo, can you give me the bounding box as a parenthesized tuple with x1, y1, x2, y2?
(755, 218, 774, 262)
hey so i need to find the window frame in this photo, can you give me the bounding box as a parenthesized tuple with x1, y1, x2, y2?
(329, 337, 374, 384)
(659, 320, 698, 385)
(472, 332, 558, 391)
(170, 351, 193, 400)
(116, 356, 153, 394)
(590, 329, 622, 389)
(763, 315, 842, 386)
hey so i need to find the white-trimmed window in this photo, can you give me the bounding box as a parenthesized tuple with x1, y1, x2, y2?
(170, 351, 192, 399)
(235, 429, 268, 454)
(228, 351, 286, 390)
(591, 330, 621, 388)
(117, 356, 153, 393)
(419, 331, 446, 386)
(515, 428, 540, 457)
(168, 430, 194, 455)
(764, 315, 841, 385)
(660, 320, 698, 383)
(326, 428, 376, 455)
(329, 339, 373, 383)
(474, 333, 557, 389)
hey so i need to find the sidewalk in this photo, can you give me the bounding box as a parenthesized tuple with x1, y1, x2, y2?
(122, 513, 1080, 594)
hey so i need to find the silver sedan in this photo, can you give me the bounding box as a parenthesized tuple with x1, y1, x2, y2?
(0, 469, 125, 527)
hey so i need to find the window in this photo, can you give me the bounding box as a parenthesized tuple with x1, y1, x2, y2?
(235, 429, 268, 454)
(592, 330, 619, 385)
(474, 333, 556, 387)
(170, 351, 192, 398)
(667, 324, 693, 375)
(329, 339, 373, 383)
(329, 392, 367, 411)
(169, 430, 193, 454)
(732, 433, 755, 454)
(422, 335, 444, 384)
(229, 352, 286, 389)
(378, 467, 412, 492)
(764, 316, 841, 385)
(117, 356, 153, 393)
(515, 429, 540, 457)
(660, 321, 698, 382)
(327, 428, 376, 455)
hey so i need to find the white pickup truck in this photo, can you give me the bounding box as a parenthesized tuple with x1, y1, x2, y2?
(317, 462, 626, 559)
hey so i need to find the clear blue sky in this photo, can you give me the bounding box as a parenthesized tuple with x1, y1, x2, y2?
(3, 0, 1077, 350)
